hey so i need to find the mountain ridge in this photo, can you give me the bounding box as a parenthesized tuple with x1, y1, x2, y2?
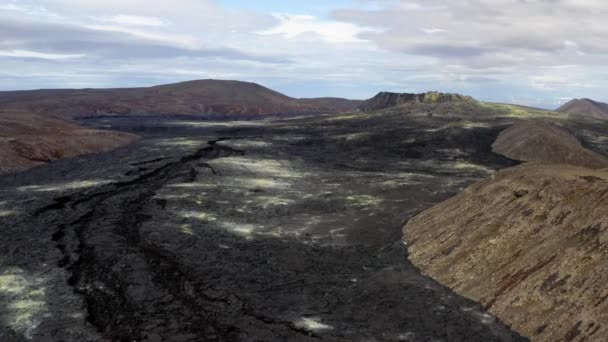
(557, 98, 608, 119)
(0, 79, 362, 119)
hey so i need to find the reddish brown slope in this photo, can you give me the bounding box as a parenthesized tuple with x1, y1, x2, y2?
(0, 80, 361, 119)
(557, 98, 608, 120)
(492, 120, 608, 169)
(0, 110, 137, 174)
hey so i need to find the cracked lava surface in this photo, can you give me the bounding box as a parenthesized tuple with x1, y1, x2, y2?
(0, 109, 535, 341)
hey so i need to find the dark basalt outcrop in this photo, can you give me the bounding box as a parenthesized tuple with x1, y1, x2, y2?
(357, 91, 475, 111)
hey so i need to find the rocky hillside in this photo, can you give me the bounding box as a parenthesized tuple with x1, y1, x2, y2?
(492, 120, 608, 169)
(405, 121, 608, 341)
(557, 98, 608, 120)
(357, 91, 474, 111)
(0, 80, 361, 119)
(404, 163, 608, 341)
(0, 110, 137, 174)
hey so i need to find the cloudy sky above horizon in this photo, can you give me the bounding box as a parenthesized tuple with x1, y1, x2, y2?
(1, 0, 608, 108)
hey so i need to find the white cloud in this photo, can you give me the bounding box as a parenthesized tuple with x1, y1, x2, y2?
(0, 49, 85, 60)
(99, 14, 168, 27)
(423, 28, 447, 34)
(83, 23, 199, 49)
(257, 13, 373, 43)
(0, 3, 21, 11)
(334, 0, 608, 66)
(529, 75, 566, 91)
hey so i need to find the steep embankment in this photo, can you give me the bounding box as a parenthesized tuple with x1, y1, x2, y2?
(357, 91, 474, 111)
(0, 111, 137, 174)
(0, 80, 361, 119)
(492, 120, 608, 169)
(404, 121, 608, 341)
(404, 163, 608, 341)
(557, 98, 608, 120)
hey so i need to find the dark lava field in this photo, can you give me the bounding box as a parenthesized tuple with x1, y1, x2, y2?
(4, 102, 606, 341)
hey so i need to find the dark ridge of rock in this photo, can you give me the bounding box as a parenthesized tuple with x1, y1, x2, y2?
(404, 162, 608, 342)
(0, 79, 362, 119)
(492, 120, 608, 169)
(357, 91, 475, 111)
(557, 98, 608, 120)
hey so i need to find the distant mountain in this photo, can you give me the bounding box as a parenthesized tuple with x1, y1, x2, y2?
(557, 98, 608, 119)
(357, 91, 475, 111)
(0, 80, 362, 119)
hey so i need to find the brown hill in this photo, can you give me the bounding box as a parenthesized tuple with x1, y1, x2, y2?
(0, 110, 137, 174)
(0, 80, 361, 119)
(357, 91, 474, 111)
(492, 120, 608, 169)
(404, 163, 608, 341)
(557, 98, 608, 120)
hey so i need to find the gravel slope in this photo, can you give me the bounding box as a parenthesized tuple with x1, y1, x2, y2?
(405, 163, 608, 341)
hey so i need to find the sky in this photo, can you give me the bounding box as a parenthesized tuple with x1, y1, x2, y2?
(1, 0, 608, 108)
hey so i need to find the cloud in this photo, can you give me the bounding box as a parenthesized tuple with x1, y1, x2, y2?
(0, 49, 86, 60)
(257, 13, 375, 43)
(423, 28, 447, 34)
(333, 0, 608, 68)
(98, 14, 168, 27)
(40, 0, 277, 32)
(0, 14, 285, 63)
